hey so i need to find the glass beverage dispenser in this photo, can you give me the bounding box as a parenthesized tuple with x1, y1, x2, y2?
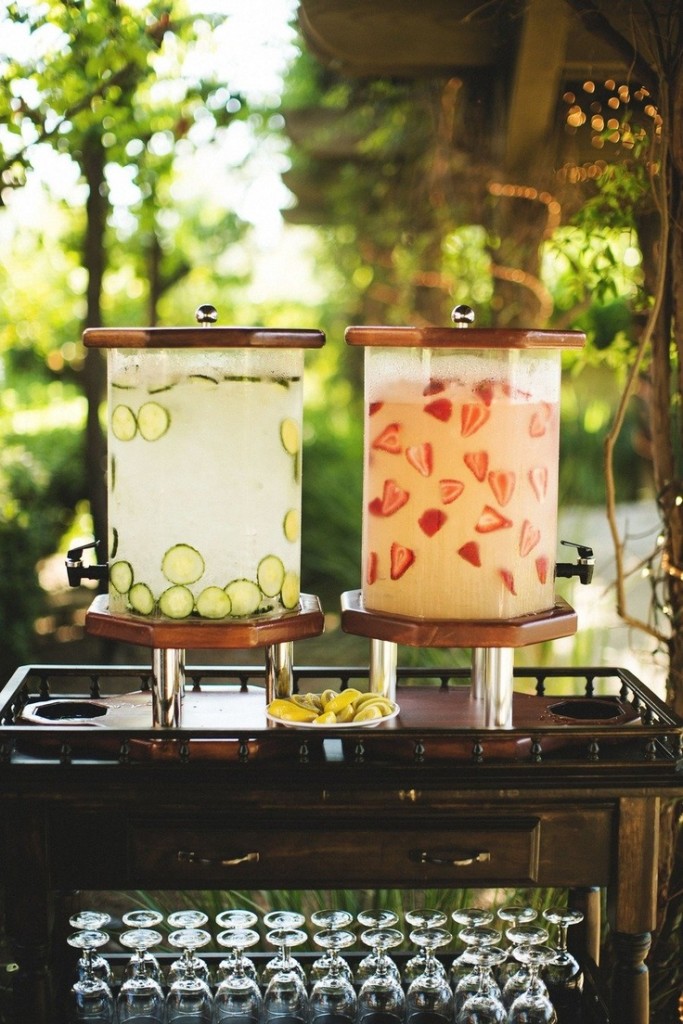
(68, 305, 325, 726)
(341, 305, 591, 727)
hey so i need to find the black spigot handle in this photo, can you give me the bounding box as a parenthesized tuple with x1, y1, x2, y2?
(65, 540, 109, 587)
(555, 540, 595, 585)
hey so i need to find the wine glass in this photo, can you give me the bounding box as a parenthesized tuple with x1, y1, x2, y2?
(120, 910, 164, 982)
(262, 928, 310, 1024)
(167, 925, 213, 988)
(309, 911, 355, 984)
(507, 945, 558, 1024)
(357, 928, 405, 1024)
(309, 929, 357, 1024)
(542, 906, 584, 1012)
(117, 928, 165, 1023)
(449, 909, 494, 990)
(495, 905, 537, 985)
(355, 911, 401, 986)
(450, 925, 501, 996)
(261, 912, 307, 987)
(501, 928, 550, 1008)
(403, 910, 449, 986)
(165, 927, 214, 1024)
(215, 910, 260, 982)
(405, 927, 453, 1024)
(67, 929, 115, 1023)
(215, 928, 263, 1024)
(452, 928, 502, 1014)
(68, 912, 114, 987)
(454, 946, 507, 1024)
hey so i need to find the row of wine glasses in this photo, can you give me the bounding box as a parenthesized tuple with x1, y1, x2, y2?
(66, 904, 584, 1023)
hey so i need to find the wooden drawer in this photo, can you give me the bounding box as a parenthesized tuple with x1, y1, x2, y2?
(129, 817, 541, 888)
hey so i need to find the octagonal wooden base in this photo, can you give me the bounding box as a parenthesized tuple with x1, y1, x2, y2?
(340, 589, 577, 648)
(85, 593, 325, 650)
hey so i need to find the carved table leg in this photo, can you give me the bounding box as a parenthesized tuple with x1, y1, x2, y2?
(610, 931, 652, 1024)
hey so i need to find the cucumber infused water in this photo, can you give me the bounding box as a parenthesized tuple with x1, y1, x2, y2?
(106, 346, 305, 620)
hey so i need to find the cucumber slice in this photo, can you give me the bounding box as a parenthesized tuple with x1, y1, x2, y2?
(162, 544, 205, 585)
(283, 508, 300, 542)
(257, 555, 285, 598)
(280, 417, 300, 455)
(189, 373, 219, 386)
(110, 526, 119, 560)
(128, 582, 155, 616)
(137, 401, 170, 441)
(159, 585, 194, 619)
(224, 579, 261, 617)
(281, 570, 300, 610)
(196, 586, 232, 619)
(110, 559, 133, 594)
(111, 405, 137, 441)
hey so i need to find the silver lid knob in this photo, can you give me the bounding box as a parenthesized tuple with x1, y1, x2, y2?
(195, 304, 218, 326)
(451, 304, 475, 328)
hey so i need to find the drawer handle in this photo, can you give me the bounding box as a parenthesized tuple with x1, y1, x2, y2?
(417, 849, 491, 867)
(177, 850, 260, 868)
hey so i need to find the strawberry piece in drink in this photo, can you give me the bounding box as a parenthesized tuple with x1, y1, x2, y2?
(418, 508, 447, 537)
(423, 379, 446, 395)
(366, 551, 378, 585)
(461, 403, 490, 437)
(405, 442, 433, 477)
(475, 505, 513, 533)
(473, 380, 495, 406)
(499, 569, 517, 595)
(488, 470, 516, 506)
(529, 465, 548, 502)
(390, 542, 415, 580)
(369, 402, 384, 416)
(464, 450, 489, 481)
(519, 519, 541, 557)
(368, 479, 410, 517)
(424, 397, 453, 422)
(457, 541, 481, 567)
(439, 478, 464, 504)
(535, 555, 549, 584)
(372, 422, 402, 453)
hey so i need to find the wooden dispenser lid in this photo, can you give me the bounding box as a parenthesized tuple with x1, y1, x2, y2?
(84, 304, 325, 349)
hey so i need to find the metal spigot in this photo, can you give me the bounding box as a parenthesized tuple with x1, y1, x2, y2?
(451, 304, 475, 327)
(65, 541, 109, 587)
(555, 540, 594, 585)
(195, 303, 218, 325)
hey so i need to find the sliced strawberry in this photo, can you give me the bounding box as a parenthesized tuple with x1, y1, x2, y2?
(423, 379, 446, 395)
(499, 569, 517, 595)
(439, 478, 465, 504)
(390, 542, 415, 580)
(529, 466, 548, 502)
(424, 397, 453, 422)
(464, 450, 489, 481)
(529, 402, 553, 438)
(519, 519, 541, 557)
(461, 403, 490, 437)
(473, 380, 495, 406)
(371, 422, 402, 453)
(457, 541, 481, 567)
(405, 442, 433, 477)
(488, 470, 516, 506)
(502, 383, 532, 401)
(536, 555, 549, 585)
(475, 505, 513, 533)
(418, 508, 447, 537)
(366, 551, 378, 585)
(369, 401, 384, 416)
(368, 480, 410, 516)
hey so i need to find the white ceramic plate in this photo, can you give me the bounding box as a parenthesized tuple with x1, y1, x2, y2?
(266, 703, 400, 730)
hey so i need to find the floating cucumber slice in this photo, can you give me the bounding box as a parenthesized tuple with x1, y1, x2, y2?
(137, 401, 170, 441)
(162, 544, 205, 585)
(110, 526, 119, 560)
(111, 405, 137, 441)
(159, 585, 194, 619)
(283, 508, 300, 542)
(281, 570, 300, 610)
(280, 417, 300, 455)
(128, 582, 155, 616)
(257, 555, 286, 598)
(196, 586, 232, 619)
(224, 579, 261, 617)
(110, 559, 133, 594)
(189, 373, 219, 386)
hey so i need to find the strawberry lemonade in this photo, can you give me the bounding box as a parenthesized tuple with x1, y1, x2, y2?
(349, 328, 584, 621)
